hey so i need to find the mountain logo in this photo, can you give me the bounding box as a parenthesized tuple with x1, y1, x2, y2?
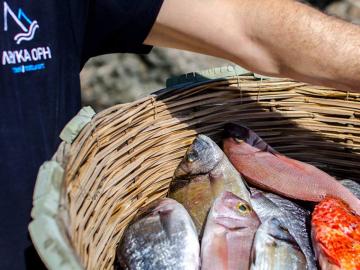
(3, 1, 39, 45)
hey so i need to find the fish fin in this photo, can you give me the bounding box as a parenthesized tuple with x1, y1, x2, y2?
(246, 127, 279, 155)
(248, 127, 321, 173)
(158, 208, 174, 239)
(317, 241, 342, 268)
(253, 136, 278, 155)
(169, 177, 192, 194)
(250, 237, 257, 267)
(317, 243, 342, 270)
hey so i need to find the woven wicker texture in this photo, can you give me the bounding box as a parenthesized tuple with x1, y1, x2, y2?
(63, 71, 360, 269)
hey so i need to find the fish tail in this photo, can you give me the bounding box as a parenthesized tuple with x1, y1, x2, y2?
(336, 186, 360, 215)
(350, 198, 360, 215)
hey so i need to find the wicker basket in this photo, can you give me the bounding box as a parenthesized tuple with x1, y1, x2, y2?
(29, 65, 360, 270)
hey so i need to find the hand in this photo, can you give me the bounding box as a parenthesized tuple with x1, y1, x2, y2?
(145, 0, 360, 91)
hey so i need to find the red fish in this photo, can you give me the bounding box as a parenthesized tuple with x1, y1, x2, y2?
(312, 197, 360, 270)
(222, 123, 360, 215)
(201, 191, 260, 270)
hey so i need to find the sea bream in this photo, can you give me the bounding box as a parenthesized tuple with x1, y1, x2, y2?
(250, 189, 317, 270)
(201, 191, 260, 270)
(250, 217, 307, 270)
(169, 134, 250, 234)
(223, 123, 360, 215)
(116, 198, 200, 270)
(311, 197, 360, 270)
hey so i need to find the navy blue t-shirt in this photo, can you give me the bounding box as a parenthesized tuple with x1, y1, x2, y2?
(0, 1, 163, 269)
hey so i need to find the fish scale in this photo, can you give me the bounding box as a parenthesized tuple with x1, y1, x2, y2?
(312, 197, 360, 270)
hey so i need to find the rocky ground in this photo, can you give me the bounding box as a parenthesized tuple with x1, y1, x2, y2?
(80, 49, 229, 111)
(80, 0, 360, 111)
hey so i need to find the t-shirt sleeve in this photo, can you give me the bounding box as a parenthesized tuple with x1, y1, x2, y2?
(81, 0, 164, 63)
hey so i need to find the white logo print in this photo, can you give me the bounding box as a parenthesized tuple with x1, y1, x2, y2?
(3, 1, 39, 44)
(2, 1, 52, 74)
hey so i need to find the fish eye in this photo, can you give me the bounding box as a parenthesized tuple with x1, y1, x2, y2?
(234, 137, 244, 144)
(186, 151, 198, 163)
(237, 202, 251, 213)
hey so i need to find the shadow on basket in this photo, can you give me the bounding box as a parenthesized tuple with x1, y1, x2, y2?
(29, 65, 360, 270)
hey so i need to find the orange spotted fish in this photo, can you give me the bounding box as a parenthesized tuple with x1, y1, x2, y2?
(311, 197, 360, 270)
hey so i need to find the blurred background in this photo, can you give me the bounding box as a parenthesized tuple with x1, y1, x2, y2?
(80, 0, 360, 111)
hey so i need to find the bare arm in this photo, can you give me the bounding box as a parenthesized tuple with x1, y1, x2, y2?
(145, 0, 360, 91)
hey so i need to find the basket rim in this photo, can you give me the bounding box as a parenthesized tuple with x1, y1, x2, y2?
(153, 65, 278, 98)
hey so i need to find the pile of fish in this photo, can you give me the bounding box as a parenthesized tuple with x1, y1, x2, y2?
(116, 123, 360, 270)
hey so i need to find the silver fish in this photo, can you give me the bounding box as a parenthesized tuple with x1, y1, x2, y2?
(201, 191, 260, 270)
(117, 198, 200, 270)
(340, 179, 360, 200)
(169, 134, 250, 234)
(250, 217, 307, 270)
(250, 189, 317, 270)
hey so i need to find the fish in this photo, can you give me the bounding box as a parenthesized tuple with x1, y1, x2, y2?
(201, 191, 260, 270)
(116, 198, 200, 270)
(250, 188, 317, 270)
(250, 217, 307, 270)
(168, 134, 250, 234)
(340, 179, 360, 200)
(223, 123, 360, 215)
(311, 197, 360, 270)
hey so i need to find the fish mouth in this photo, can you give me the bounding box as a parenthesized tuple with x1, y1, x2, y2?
(215, 216, 249, 230)
(193, 135, 216, 156)
(175, 134, 223, 177)
(223, 123, 250, 141)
